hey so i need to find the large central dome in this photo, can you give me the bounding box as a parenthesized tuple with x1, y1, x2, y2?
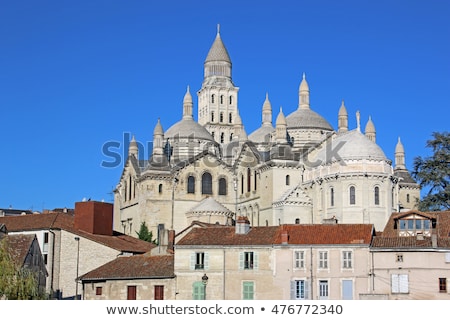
(286, 108, 333, 131)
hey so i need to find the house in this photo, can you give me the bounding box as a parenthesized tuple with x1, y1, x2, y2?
(174, 217, 280, 299)
(0, 208, 35, 216)
(0, 200, 155, 299)
(370, 210, 450, 299)
(78, 254, 175, 300)
(174, 216, 375, 300)
(272, 223, 375, 300)
(0, 228, 48, 297)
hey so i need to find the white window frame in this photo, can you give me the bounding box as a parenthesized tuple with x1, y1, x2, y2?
(294, 250, 305, 269)
(318, 279, 329, 300)
(318, 251, 329, 269)
(291, 279, 309, 300)
(342, 250, 353, 269)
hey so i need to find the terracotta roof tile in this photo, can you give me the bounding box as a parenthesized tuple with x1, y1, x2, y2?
(0, 212, 154, 254)
(176, 224, 374, 246)
(274, 224, 374, 245)
(176, 226, 279, 246)
(78, 255, 174, 281)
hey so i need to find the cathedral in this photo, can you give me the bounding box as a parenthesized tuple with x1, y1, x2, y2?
(113, 26, 420, 237)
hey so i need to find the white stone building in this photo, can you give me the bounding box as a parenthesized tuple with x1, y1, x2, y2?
(113, 26, 420, 238)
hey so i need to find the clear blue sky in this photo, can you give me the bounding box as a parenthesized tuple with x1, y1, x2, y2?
(1, 0, 449, 211)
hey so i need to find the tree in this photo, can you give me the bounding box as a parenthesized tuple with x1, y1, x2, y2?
(412, 131, 450, 211)
(136, 221, 157, 244)
(0, 239, 43, 300)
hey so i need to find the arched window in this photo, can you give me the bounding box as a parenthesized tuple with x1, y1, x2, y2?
(202, 172, 212, 195)
(229, 113, 232, 123)
(158, 183, 163, 194)
(247, 168, 251, 192)
(229, 96, 233, 105)
(286, 175, 290, 186)
(254, 172, 257, 191)
(241, 174, 244, 194)
(211, 94, 215, 103)
(406, 194, 410, 203)
(220, 112, 224, 123)
(218, 178, 227, 195)
(220, 95, 224, 104)
(374, 186, 380, 205)
(211, 112, 215, 122)
(349, 186, 356, 205)
(230, 133, 233, 141)
(220, 132, 225, 143)
(330, 187, 335, 207)
(187, 176, 195, 194)
(295, 218, 300, 224)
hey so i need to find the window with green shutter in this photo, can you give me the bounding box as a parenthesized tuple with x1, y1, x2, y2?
(192, 281, 205, 300)
(243, 281, 254, 300)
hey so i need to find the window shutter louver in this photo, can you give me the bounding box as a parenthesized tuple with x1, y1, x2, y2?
(290, 281, 295, 299)
(239, 252, 244, 270)
(204, 252, 209, 270)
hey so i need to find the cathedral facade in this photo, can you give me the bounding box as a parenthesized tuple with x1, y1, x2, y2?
(113, 27, 420, 237)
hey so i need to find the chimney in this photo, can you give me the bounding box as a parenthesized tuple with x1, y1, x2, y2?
(74, 201, 113, 236)
(235, 216, 250, 234)
(431, 234, 438, 248)
(281, 229, 289, 245)
(168, 229, 175, 252)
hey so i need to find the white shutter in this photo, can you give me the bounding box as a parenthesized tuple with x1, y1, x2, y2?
(239, 252, 244, 270)
(391, 274, 399, 293)
(290, 281, 296, 299)
(445, 252, 450, 263)
(304, 280, 309, 299)
(204, 252, 209, 270)
(399, 274, 409, 293)
(254, 252, 259, 270)
(392, 274, 408, 293)
(190, 253, 196, 270)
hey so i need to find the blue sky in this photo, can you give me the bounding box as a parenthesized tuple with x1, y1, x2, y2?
(1, 0, 449, 211)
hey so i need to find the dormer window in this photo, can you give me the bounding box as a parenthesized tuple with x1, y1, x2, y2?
(398, 216, 432, 236)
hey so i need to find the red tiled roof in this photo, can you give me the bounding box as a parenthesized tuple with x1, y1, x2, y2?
(0, 212, 154, 254)
(372, 236, 433, 248)
(78, 254, 174, 281)
(176, 226, 279, 246)
(176, 224, 374, 246)
(274, 224, 374, 245)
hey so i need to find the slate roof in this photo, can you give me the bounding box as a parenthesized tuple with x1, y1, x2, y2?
(78, 254, 174, 281)
(0, 212, 154, 254)
(0, 208, 34, 216)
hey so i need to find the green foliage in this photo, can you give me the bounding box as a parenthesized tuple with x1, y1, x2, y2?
(136, 222, 157, 244)
(0, 239, 44, 300)
(412, 131, 450, 211)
